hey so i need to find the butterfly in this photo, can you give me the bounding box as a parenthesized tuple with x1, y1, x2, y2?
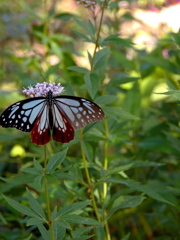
(0, 90, 105, 145)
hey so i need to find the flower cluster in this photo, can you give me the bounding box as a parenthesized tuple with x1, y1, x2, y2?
(22, 82, 64, 98)
(76, 0, 109, 9)
(76, 0, 96, 8)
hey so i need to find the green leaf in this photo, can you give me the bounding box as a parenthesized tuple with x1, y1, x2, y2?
(46, 174, 59, 184)
(104, 34, 134, 47)
(33, 159, 43, 171)
(23, 235, 33, 240)
(113, 51, 133, 69)
(88, 20, 96, 37)
(74, 18, 88, 31)
(22, 168, 41, 175)
(160, 89, 180, 101)
(103, 107, 140, 121)
(87, 51, 92, 66)
(107, 195, 145, 219)
(144, 55, 180, 74)
(46, 148, 68, 172)
(57, 200, 91, 218)
(53, 221, 66, 240)
(34, 174, 44, 188)
(55, 12, 76, 20)
(101, 161, 163, 179)
(81, 141, 93, 162)
(44, 63, 61, 78)
(0, 174, 35, 185)
(50, 41, 62, 59)
(72, 226, 93, 238)
(37, 224, 51, 240)
(73, 30, 91, 41)
(69, 236, 94, 240)
(121, 233, 131, 240)
(84, 73, 100, 99)
(57, 220, 71, 229)
(95, 225, 106, 240)
(3, 195, 39, 217)
(109, 76, 139, 85)
(123, 82, 141, 116)
(26, 188, 46, 219)
(95, 95, 117, 105)
(27, 217, 44, 226)
(93, 47, 110, 71)
(104, 178, 174, 205)
(68, 66, 89, 74)
(61, 215, 101, 225)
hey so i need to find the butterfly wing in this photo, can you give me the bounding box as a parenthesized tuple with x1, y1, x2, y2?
(52, 103, 74, 143)
(0, 98, 46, 132)
(31, 103, 51, 145)
(53, 96, 105, 129)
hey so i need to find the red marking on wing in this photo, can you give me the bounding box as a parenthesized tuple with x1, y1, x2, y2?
(31, 113, 51, 145)
(52, 112, 74, 143)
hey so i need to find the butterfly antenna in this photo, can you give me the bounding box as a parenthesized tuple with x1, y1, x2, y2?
(55, 76, 61, 83)
(40, 74, 46, 82)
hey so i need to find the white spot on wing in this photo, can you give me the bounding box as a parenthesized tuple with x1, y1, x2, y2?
(23, 99, 45, 109)
(8, 106, 19, 118)
(29, 102, 45, 124)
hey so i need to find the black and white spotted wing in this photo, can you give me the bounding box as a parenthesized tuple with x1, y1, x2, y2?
(0, 98, 46, 132)
(0, 91, 105, 145)
(54, 96, 105, 129)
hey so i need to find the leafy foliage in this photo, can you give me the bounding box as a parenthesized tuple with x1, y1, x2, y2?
(1, 0, 180, 239)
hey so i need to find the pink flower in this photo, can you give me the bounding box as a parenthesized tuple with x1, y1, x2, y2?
(22, 82, 64, 98)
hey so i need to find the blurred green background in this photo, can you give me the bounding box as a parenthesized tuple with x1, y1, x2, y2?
(1, 0, 180, 239)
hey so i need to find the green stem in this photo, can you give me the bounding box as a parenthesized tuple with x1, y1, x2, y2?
(103, 119, 109, 199)
(44, 145, 55, 240)
(105, 219, 111, 240)
(103, 119, 111, 240)
(80, 130, 101, 222)
(90, 2, 106, 72)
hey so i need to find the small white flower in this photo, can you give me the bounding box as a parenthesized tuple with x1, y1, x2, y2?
(22, 82, 64, 98)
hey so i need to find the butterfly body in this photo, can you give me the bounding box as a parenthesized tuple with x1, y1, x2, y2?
(0, 91, 105, 145)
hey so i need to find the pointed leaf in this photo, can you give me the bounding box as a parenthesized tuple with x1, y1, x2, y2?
(26, 188, 46, 219)
(57, 200, 91, 217)
(47, 148, 68, 172)
(3, 195, 39, 217)
(37, 224, 51, 240)
(93, 47, 110, 71)
(23, 235, 32, 240)
(104, 34, 134, 47)
(53, 221, 66, 240)
(81, 141, 93, 163)
(33, 159, 43, 171)
(68, 66, 89, 74)
(74, 18, 88, 31)
(72, 226, 93, 237)
(61, 214, 100, 225)
(104, 178, 174, 205)
(57, 220, 71, 229)
(88, 20, 96, 37)
(73, 30, 91, 41)
(22, 168, 41, 175)
(107, 195, 145, 219)
(121, 233, 131, 240)
(101, 161, 163, 179)
(103, 107, 140, 121)
(70, 236, 94, 240)
(95, 95, 117, 105)
(84, 73, 100, 99)
(95, 225, 106, 240)
(27, 217, 44, 226)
